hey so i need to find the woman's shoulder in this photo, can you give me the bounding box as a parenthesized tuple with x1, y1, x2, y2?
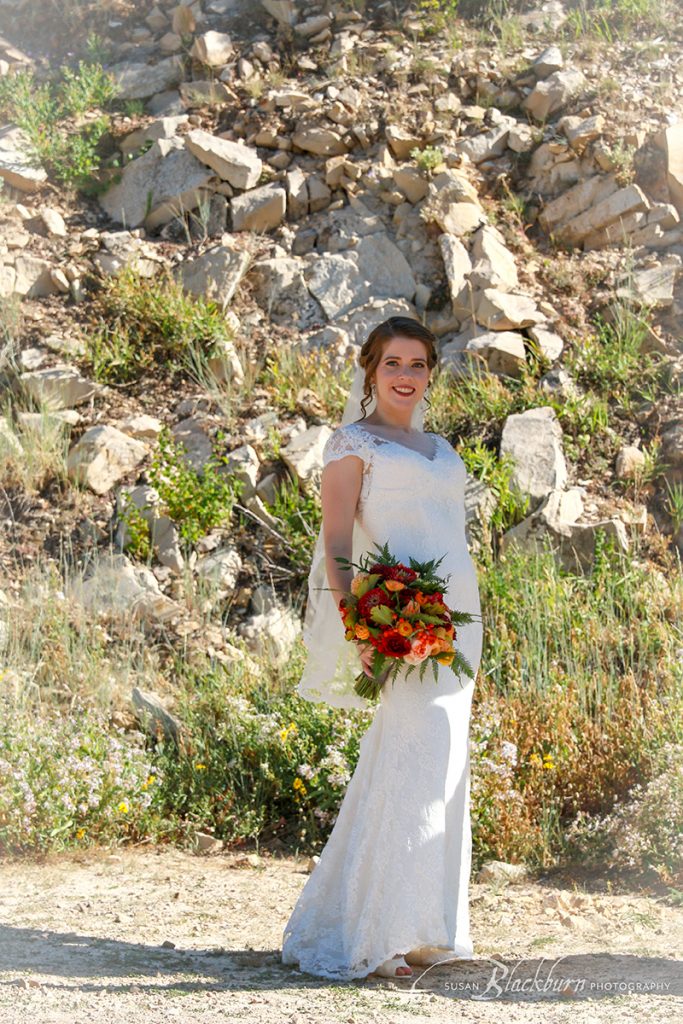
(322, 422, 367, 466)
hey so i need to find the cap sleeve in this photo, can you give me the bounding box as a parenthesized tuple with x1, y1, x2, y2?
(322, 424, 373, 469)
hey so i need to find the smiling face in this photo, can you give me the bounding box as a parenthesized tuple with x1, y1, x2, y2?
(370, 336, 431, 418)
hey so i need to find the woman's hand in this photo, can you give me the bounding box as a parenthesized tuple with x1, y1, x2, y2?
(354, 641, 376, 679)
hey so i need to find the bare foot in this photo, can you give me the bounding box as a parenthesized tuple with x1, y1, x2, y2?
(371, 954, 413, 978)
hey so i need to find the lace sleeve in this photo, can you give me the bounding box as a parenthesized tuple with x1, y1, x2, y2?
(322, 425, 372, 470)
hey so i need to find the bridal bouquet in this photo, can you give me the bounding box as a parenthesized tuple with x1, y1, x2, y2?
(334, 542, 477, 701)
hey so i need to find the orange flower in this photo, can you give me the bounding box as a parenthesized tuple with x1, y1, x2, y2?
(355, 623, 370, 639)
(350, 572, 371, 596)
(395, 618, 413, 636)
(385, 579, 406, 592)
(414, 591, 427, 605)
(436, 652, 455, 666)
(402, 599, 420, 615)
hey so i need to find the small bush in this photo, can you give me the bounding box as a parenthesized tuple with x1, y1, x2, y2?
(147, 426, 244, 549)
(85, 268, 235, 384)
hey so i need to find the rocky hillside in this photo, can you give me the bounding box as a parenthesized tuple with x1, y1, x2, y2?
(0, 0, 681, 675)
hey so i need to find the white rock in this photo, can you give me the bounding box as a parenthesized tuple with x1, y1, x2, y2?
(475, 289, 544, 330)
(99, 136, 213, 229)
(190, 30, 233, 66)
(176, 245, 250, 307)
(19, 365, 102, 409)
(523, 68, 587, 121)
(500, 407, 568, 507)
(0, 125, 47, 192)
(109, 57, 183, 100)
(186, 129, 262, 189)
(67, 425, 148, 494)
(230, 183, 286, 231)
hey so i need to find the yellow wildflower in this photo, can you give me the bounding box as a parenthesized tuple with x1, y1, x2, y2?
(76, 827, 86, 840)
(195, 763, 207, 771)
(118, 801, 129, 813)
(529, 753, 542, 767)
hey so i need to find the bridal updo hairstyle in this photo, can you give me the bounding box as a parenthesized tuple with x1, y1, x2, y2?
(358, 317, 439, 420)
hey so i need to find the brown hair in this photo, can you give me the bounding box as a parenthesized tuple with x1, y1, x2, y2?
(358, 317, 438, 420)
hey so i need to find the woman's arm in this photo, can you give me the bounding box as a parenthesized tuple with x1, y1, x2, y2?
(320, 453, 363, 604)
(321, 449, 376, 678)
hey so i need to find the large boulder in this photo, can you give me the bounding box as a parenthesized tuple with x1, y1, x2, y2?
(306, 233, 416, 319)
(500, 407, 568, 509)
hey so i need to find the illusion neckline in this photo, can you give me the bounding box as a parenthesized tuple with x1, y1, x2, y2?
(348, 421, 440, 464)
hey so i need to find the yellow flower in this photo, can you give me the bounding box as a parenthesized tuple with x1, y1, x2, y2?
(293, 777, 307, 797)
(195, 763, 207, 771)
(118, 801, 129, 813)
(396, 618, 412, 637)
(529, 753, 542, 767)
(436, 652, 455, 665)
(542, 757, 556, 770)
(76, 827, 86, 840)
(355, 623, 370, 640)
(147, 774, 156, 785)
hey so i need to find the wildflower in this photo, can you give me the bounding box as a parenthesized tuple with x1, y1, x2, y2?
(117, 801, 129, 813)
(76, 827, 86, 840)
(195, 763, 207, 771)
(529, 753, 542, 767)
(293, 777, 307, 797)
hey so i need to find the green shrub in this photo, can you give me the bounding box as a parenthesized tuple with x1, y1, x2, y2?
(0, 63, 116, 191)
(147, 426, 244, 549)
(85, 268, 235, 384)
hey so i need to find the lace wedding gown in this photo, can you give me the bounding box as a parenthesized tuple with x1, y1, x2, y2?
(281, 421, 483, 980)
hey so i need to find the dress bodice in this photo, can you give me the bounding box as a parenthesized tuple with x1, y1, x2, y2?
(322, 421, 473, 589)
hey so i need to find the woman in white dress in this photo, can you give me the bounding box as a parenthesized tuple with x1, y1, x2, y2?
(281, 317, 483, 980)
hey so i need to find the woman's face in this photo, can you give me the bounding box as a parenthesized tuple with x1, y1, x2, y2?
(371, 337, 431, 414)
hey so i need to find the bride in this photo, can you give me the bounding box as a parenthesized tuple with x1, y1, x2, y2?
(281, 316, 483, 980)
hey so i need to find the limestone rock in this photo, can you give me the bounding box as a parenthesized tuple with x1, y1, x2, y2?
(292, 127, 348, 156)
(176, 245, 250, 307)
(523, 68, 587, 121)
(475, 289, 544, 330)
(385, 126, 421, 160)
(230, 183, 286, 231)
(68, 552, 179, 623)
(190, 30, 233, 66)
(120, 115, 189, 158)
(500, 406, 568, 508)
(19, 365, 103, 410)
(439, 233, 473, 319)
(99, 137, 213, 229)
(108, 57, 183, 100)
(306, 233, 416, 319)
(616, 445, 646, 480)
(186, 129, 262, 189)
(664, 122, 683, 212)
(67, 425, 148, 494)
(465, 330, 527, 377)
(0, 125, 47, 192)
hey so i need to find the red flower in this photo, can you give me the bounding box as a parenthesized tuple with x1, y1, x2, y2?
(357, 587, 393, 620)
(368, 562, 417, 584)
(376, 629, 412, 657)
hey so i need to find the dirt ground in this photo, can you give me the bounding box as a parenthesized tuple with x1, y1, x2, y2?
(0, 846, 680, 1024)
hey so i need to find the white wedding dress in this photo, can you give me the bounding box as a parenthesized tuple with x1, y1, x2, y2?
(281, 421, 483, 980)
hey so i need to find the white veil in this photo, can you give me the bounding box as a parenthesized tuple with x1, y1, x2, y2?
(296, 360, 427, 711)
